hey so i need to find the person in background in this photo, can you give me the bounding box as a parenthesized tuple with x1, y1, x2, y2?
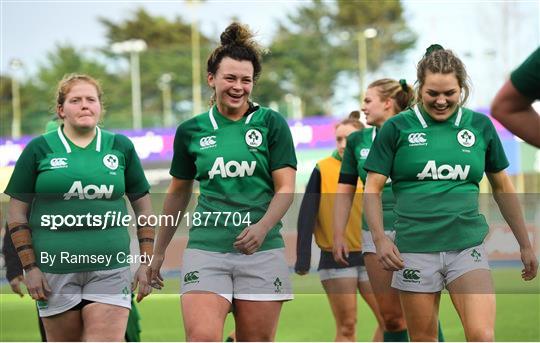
(295, 111, 384, 341)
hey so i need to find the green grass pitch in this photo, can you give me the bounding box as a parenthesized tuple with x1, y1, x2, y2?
(1, 268, 538, 341)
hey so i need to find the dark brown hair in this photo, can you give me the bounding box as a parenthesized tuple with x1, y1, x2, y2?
(207, 22, 264, 82)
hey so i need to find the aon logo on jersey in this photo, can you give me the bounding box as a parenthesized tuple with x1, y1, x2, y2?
(416, 160, 470, 180)
(63, 181, 114, 200)
(208, 157, 256, 180)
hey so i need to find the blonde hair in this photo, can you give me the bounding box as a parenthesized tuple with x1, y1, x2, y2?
(368, 78, 414, 114)
(55, 74, 103, 116)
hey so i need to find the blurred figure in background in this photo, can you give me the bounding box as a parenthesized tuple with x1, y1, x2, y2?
(295, 111, 384, 341)
(334, 78, 423, 342)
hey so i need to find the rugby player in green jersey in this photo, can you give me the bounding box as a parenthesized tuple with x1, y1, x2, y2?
(491, 47, 540, 148)
(335, 79, 420, 342)
(363, 45, 538, 341)
(148, 23, 297, 341)
(5, 74, 154, 341)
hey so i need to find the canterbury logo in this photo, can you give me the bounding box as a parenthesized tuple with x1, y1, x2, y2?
(200, 136, 216, 148)
(50, 158, 68, 168)
(184, 271, 199, 284)
(408, 133, 427, 145)
(403, 269, 420, 280)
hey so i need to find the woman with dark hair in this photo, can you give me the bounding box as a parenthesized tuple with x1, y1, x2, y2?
(148, 23, 296, 341)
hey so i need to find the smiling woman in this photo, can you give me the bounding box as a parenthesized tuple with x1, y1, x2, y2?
(148, 22, 297, 342)
(362, 45, 538, 341)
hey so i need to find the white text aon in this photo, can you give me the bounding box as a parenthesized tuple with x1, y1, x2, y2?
(208, 157, 256, 179)
(416, 160, 470, 180)
(63, 181, 114, 200)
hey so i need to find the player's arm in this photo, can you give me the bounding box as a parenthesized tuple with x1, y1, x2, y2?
(332, 181, 356, 266)
(7, 198, 50, 300)
(3, 222, 24, 296)
(130, 193, 154, 301)
(147, 177, 194, 287)
(486, 170, 538, 280)
(234, 167, 295, 255)
(491, 80, 540, 148)
(295, 167, 321, 275)
(364, 172, 403, 271)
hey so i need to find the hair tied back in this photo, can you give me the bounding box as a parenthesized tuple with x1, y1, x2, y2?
(425, 44, 444, 56)
(399, 79, 408, 91)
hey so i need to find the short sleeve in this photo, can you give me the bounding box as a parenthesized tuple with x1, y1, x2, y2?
(510, 47, 540, 100)
(363, 120, 399, 177)
(267, 111, 297, 171)
(114, 134, 150, 195)
(340, 133, 360, 176)
(170, 123, 197, 179)
(484, 119, 510, 173)
(4, 139, 39, 203)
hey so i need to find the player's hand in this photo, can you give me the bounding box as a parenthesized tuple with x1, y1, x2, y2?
(24, 267, 50, 301)
(133, 264, 152, 302)
(375, 236, 404, 271)
(9, 275, 25, 297)
(234, 224, 268, 255)
(294, 266, 309, 276)
(146, 254, 165, 290)
(332, 235, 349, 266)
(520, 247, 538, 281)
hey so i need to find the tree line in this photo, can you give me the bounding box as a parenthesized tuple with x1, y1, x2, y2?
(0, 0, 415, 137)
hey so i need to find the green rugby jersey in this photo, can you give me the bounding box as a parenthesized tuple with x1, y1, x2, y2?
(364, 105, 509, 253)
(340, 128, 395, 231)
(170, 104, 297, 253)
(511, 47, 540, 99)
(4, 126, 150, 273)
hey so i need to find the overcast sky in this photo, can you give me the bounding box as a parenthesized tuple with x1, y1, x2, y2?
(1, 0, 539, 112)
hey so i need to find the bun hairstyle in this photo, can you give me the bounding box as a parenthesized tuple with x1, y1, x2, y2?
(368, 78, 414, 114)
(337, 110, 364, 130)
(415, 44, 471, 105)
(207, 22, 265, 82)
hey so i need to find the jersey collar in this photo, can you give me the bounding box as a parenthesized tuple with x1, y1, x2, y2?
(209, 102, 260, 130)
(57, 125, 101, 153)
(331, 149, 342, 161)
(413, 104, 462, 128)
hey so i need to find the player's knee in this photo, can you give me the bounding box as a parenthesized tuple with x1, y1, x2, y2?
(186, 329, 222, 342)
(381, 312, 406, 332)
(336, 316, 357, 339)
(236, 332, 275, 342)
(466, 327, 494, 342)
(409, 333, 437, 342)
(83, 332, 123, 342)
